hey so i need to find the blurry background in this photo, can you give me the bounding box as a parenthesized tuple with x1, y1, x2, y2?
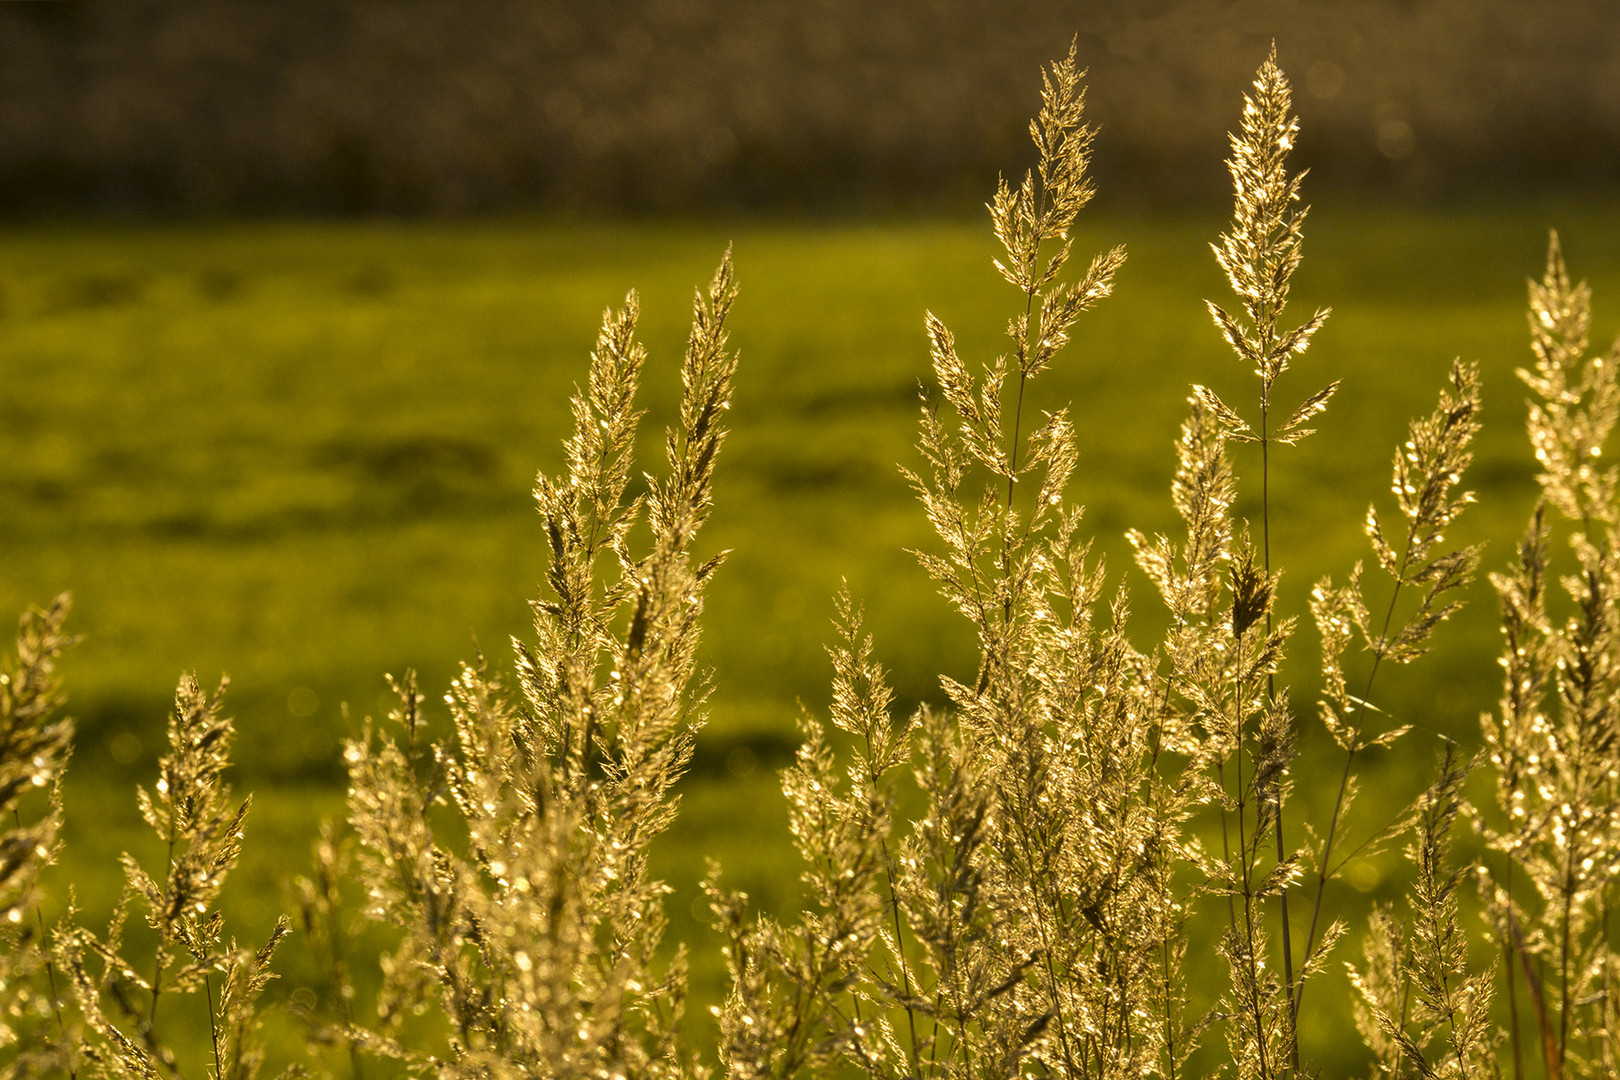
(5, 1, 1620, 1072)
(3, 0, 1620, 216)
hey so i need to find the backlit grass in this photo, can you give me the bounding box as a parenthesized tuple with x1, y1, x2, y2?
(7, 202, 1620, 1069)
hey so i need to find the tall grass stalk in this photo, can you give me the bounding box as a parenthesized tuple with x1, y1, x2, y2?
(1477, 233, 1620, 1080)
(55, 674, 290, 1080)
(1198, 47, 1335, 1073)
(8, 40, 1620, 1080)
(0, 596, 75, 1078)
(342, 251, 737, 1078)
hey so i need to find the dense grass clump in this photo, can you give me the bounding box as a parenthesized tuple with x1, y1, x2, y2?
(6, 42, 1620, 1080)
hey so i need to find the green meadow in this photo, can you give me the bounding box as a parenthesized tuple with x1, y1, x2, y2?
(6, 201, 1620, 1065)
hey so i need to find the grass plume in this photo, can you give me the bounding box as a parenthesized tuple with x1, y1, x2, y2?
(10, 40, 1620, 1080)
(342, 250, 738, 1078)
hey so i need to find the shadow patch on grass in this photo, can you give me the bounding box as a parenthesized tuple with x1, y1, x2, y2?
(195, 266, 244, 302)
(794, 380, 918, 416)
(314, 432, 499, 482)
(689, 729, 798, 780)
(752, 458, 890, 492)
(46, 270, 144, 312)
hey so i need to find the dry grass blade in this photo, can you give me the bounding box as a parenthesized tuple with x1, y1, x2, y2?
(1476, 234, 1620, 1080)
(346, 250, 737, 1079)
(52, 674, 288, 1079)
(0, 596, 76, 1075)
(21, 36, 1620, 1080)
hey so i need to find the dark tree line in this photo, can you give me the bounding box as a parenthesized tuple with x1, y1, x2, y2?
(2, 0, 1617, 216)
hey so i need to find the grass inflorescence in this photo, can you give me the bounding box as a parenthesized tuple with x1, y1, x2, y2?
(4, 41, 1620, 1080)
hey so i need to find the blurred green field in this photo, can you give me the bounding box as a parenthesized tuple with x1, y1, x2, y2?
(7, 201, 1620, 1072)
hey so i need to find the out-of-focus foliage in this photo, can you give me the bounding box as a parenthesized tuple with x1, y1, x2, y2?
(1, 0, 1617, 215)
